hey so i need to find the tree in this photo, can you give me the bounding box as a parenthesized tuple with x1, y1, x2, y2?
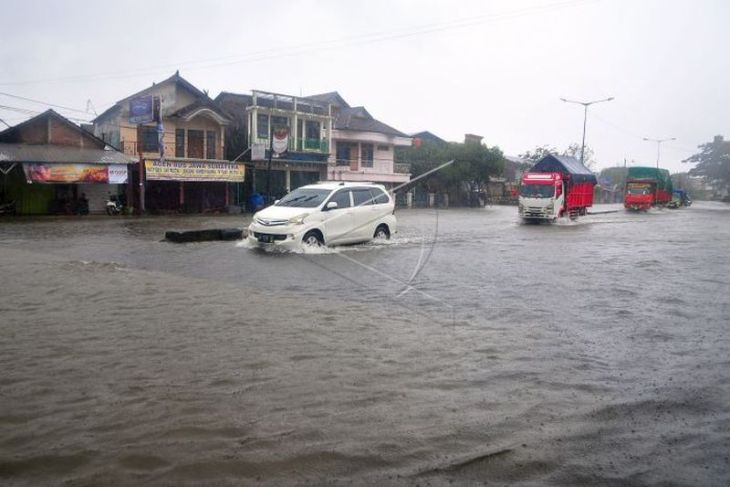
(395, 139, 505, 206)
(562, 143, 596, 169)
(518, 145, 558, 166)
(683, 135, 730, 193)
(518, 143, 596, 169)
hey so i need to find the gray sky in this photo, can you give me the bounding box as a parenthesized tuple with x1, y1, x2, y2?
(1, 0, 728, 173)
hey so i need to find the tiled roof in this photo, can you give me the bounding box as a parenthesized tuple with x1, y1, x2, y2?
(334, 107, 409, 138)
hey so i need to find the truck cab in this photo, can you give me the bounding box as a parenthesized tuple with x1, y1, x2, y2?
(624, 181, 655, 211)
(518, 172, 565, 221)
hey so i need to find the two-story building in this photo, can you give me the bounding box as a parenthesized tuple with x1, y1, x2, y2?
(93, 71, 241, 213)
(307, 92, 412, 189)
(217, 90, 333, 202)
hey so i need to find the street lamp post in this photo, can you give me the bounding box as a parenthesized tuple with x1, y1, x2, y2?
(643, 136, 676, 207)
(560, 96, 614, 166)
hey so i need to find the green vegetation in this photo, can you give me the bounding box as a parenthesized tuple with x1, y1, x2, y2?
(519, 143, 596, 169)
(395, 139, 505, 206)
(683, 135, 730, 195)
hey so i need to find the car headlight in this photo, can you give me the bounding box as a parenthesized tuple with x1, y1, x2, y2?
(287, 213, 309, 225)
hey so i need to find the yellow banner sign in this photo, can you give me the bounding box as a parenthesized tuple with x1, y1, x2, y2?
(145, 160, 245, 182)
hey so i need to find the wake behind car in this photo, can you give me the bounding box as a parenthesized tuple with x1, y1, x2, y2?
(247, 182, 396, 249)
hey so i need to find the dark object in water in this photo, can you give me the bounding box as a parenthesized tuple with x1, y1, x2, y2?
(165, 228, 243, 243)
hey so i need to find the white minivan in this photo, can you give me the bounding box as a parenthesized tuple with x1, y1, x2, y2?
(247, 182, 396, 249)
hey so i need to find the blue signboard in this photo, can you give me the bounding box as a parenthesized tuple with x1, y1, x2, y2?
(129, 95, 154, 124)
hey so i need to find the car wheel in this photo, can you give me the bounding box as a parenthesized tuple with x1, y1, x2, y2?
(374, 224, 390, 240)
(302, 230, 324, 246)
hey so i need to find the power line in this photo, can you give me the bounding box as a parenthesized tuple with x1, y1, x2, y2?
(0, 91, 90, 114)
(0, 0, 594, 87)
(0, 104, 93, 124)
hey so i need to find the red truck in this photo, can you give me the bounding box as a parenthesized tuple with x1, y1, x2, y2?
(624, 166, 673, 211)
(518, 154, 597, 222)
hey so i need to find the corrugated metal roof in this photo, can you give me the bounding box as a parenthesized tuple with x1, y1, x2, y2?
(0, 143, 135, 165)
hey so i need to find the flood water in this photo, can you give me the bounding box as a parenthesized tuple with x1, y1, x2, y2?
(1, 203, 729, 486)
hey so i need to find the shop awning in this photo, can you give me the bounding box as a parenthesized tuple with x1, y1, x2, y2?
(0, 143, 135, 165)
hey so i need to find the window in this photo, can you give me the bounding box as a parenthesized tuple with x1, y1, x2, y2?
(328, 190, 351, 208)
(271, 115, 289, 128)
(187, 130, 204, 159)
(304, 120, 321, 150)
(140, 126, 159, 152)
(361, 143, 374, 168)
(206, 131, 216, 159)
(369, 187, 389, 204)
(336, 142, 350, 166)
(377, 145, 389, 152)
(175, 129, 185, 157)
(352, 188, 374, 206)
(257, 114, 269, 138)
(275, 188, 330, 208)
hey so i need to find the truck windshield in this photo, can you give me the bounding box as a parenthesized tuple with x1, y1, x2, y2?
(627, 187, 649, 195)
(520, 184, 554, 198)
(275, 188, 330, 208)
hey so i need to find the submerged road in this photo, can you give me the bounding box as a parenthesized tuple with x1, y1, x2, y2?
(1, 202, 729, 486)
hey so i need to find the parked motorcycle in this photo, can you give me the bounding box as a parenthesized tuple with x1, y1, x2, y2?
(106, 195, 124, 215)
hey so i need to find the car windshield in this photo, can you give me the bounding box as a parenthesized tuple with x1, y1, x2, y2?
(520, 184, 554, 198)
(275, 188, 331, 208)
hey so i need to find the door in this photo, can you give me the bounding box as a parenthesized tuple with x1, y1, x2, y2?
(351, 187, 378, 240)
(187, 130, 204, 159)
(323, 189, 354, 244)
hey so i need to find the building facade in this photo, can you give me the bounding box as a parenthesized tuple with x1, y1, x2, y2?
(217, 90, 333, 203)
(93, 72, 241, 213)
(307, 92, 412, 188)
(0, 110, 133, 215)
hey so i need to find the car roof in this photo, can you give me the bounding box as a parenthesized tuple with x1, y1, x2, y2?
(299, 181, 387, 191)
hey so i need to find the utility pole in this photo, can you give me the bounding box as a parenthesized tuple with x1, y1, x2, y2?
(643, 136, 675, 207)
(560, 96, 614, 166)
(266, 124, 273, 205)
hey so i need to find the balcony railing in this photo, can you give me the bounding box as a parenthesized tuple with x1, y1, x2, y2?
(254, 136, 329, 153)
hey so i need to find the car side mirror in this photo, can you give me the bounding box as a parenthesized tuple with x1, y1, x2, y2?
(326, 201, 338, 210)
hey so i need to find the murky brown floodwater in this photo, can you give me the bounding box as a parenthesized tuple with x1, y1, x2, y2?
(1, 202, 729, 486)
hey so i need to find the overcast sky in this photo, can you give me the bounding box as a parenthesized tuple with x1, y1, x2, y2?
(1, 0, 728, 173)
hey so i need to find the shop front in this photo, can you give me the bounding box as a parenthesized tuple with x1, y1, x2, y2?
(144, 158, 245, 213)
(0, 145, 134, 215)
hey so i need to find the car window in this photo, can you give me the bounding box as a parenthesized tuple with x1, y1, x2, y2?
(352, 188, 374, 206)
(328, 189, 351, 209)
(369, 188, 390, 204)
(275, 188, 330, 208)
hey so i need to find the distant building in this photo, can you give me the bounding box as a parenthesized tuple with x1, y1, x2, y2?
(411, 130, 448, 147)
(0, 109, 133, 214)
(93, 71, 239, 213)
(464, 133, 483, 145)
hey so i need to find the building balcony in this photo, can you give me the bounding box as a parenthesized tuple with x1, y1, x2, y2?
(252, 136, 329, 154)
